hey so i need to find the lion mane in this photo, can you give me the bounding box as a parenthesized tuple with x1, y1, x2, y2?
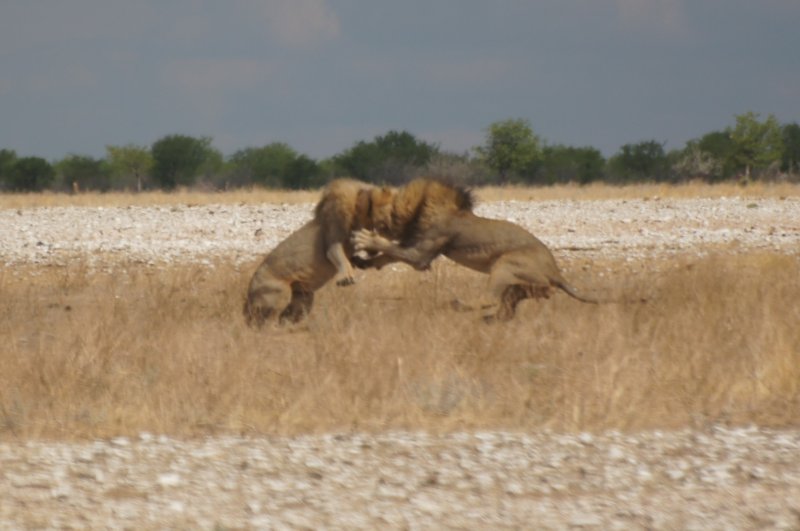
(386, 178, 475, 243)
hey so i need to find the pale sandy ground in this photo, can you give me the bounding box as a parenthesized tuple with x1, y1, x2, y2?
(2, 429, 800, 530)
(2, 197, 800, 529)
(1, 196, 799, 267)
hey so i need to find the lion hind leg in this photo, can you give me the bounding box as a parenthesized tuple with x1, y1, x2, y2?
(485, 255, 553, 322)
(279, 285, 315, 325)
(485, 285, 528, 322)
(244, 281, 291, 328)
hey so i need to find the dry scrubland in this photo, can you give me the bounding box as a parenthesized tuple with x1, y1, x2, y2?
(3, 184, 800, 528)
(1, 182, 799, 439)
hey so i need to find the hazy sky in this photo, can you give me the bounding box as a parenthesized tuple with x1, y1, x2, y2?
(1, 0, 798, 161)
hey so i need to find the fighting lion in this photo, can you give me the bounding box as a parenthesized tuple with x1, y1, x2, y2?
(314, 178, 394, 286)
(243, 179, 393, 327)
(353, 178, 599, 322)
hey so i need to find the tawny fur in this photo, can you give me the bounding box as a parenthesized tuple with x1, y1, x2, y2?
(351, 178, 476, 271)
(244, 220, 334, 327)
(353, 178, 597, 322)
(244, 179, 394, 327)
(314, 179, 394, 286)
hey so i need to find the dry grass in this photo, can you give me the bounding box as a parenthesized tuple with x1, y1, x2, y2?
(478, 180, 800, 201)
(2, 180, 799, 209)
(0, 188, 322, 209)
(2, 252, 798, 440)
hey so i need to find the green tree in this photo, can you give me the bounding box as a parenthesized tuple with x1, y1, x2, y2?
(151, 135, 216, 190)
(475, 119, 541, 184)
(425, 151, 492, 185)
(0, 149, 17, 190)
(284, 154, 323, 190)
(58, 154, 111, 192)
(197, 147, 224, 186)
(228, 143, 298, 188)
(6, 157, 55, 191)
(728, 111, 783, 179)
(535, 145, 605, 185)
(333, 141, 380, 181)
(781, 122, 800, 176)
(671, 141, 722, 182)
(335, 130, 438, 184)
(606, 140, 670, 183)
(106, 144, 153, 192)
(694, 130, 737, 180)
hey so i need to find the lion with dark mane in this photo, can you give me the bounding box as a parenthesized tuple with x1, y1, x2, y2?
(353, 178, 599, 322)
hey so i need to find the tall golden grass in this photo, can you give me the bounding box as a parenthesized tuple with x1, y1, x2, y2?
(2, 252, 798, 440)
(2, 180, 799, 209)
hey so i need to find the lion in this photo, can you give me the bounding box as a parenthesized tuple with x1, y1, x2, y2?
(314, 178, 394, 286)
(243, 220, 334, 327)
(243, 179, 394, 327)
(352, 178, 600, 322)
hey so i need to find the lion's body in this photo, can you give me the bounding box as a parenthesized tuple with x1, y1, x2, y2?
(353, 178, 596, 321)
(314, 179, 393, 286)
(244, 220, 336, 326)
(244, 179, 394, 327)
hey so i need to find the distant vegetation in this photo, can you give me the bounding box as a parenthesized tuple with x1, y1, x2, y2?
(1, 112, 798, 193)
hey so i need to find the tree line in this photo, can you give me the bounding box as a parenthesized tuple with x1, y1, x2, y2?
(1, 112, 798, 193)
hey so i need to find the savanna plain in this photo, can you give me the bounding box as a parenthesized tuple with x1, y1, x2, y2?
(2, 183, 800, 529)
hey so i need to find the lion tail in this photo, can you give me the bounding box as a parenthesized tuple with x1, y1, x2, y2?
(555, 279, 647, 305)
(554, 280, 601, 304)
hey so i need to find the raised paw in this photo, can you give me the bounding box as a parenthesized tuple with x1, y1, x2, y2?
(351, 228, 380, 253)
(335, 275, 356, 287)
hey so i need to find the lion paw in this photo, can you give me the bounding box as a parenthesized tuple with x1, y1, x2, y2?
(351, 228, 378, 252)
(335, 275, 356, 287)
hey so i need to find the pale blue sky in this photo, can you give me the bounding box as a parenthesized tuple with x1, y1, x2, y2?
(1, 0, 798, 161)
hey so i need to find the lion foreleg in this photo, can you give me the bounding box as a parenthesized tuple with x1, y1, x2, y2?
(352, 229, 442, 271)
(326, 243, 356, 286)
